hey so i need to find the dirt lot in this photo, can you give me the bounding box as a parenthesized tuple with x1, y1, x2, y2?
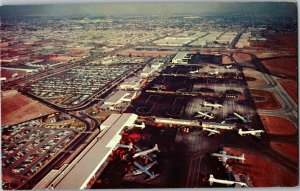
(259, 115, 296, 135)
(1, 69, 27, 80)
(250, 33, 297, 50)
(261, 58, 297, 79)
(118, 49, 175, 57)
(277, 79, 298, 103)
(221, 55, 233, 64)
(232, 53, 252, 63)
(266, 33, 297, 50)
(270, 142, 298, 163)
(224, 147, 298, 187)
(1, 90, 55, 126)
(250, 89, 282, 110)
(243, 68, 267, 87)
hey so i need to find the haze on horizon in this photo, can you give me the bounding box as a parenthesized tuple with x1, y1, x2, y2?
(0, 1, 297, 18)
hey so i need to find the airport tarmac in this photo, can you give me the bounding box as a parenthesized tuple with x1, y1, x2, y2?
(93, 61, 287, 188)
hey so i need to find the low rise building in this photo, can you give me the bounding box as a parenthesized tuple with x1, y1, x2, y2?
(140, 66, 155, 78)
(119, 77, 143, 90)
(102, 90, 137, 109)
(171, 52, 192, 64)
(151, 62, 163, 70)
(154, 117, 200, 127)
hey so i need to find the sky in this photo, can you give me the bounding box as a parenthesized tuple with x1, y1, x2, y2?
(2, 0, 296, 5)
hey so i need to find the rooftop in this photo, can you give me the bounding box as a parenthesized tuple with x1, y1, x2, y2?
(54, 113, 138, 189)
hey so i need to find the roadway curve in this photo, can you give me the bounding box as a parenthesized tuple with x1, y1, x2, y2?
(230, 52, 297, 124)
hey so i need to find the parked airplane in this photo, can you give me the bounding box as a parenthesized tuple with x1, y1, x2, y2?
(225, 65, 232, 69)
(233, 112, 251, 123)
(189, 69, 200, 74)
(134, 122, 146, 129)
(208, 70, 219, 76)
(202, 101, 223, 109)
(195, 111, 215, 119)
(126, 161, 159, 181)
(153, 84, 167, 90)
(211, 151, 245, 165)
(202, 122, 235, 130)
(203, 128, 220, 136)
(133, 144, 160, 159)
(238, 129, 264, 137)
(115, 142, 133, 151)
(226, 113, 251, 123)
(208, 174, 247, 187)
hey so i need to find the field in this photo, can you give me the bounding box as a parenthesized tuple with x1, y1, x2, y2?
(224, 147, 298, 187)
(1, 69, 27, 80)
(232, 53, 252, 63)
(243, 68, 267, 87)
(1, 90, 55, 126)
(250, 33, 297, 50)
(259, 115, 296, 135)
(221, 55, 233, 64)
(250, 89, 281, 110)
(277, 79, 298, 103)
(270, 142, 298, 162)
(261, 58, 297, 79)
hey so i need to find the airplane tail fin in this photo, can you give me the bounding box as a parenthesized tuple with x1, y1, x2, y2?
(147, 173, 160, 181)
(154, 144, 160, 152)
(128, 142, 133, 151)
(238, 129, 243, 135)
(209, 174, 214, 186)
(241, 154, 245, 163)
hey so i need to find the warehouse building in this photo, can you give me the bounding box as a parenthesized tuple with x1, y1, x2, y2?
(118, 76, 143, 90)
(171, 52, 192, 64)
(102, 90, 137, 109)
(140, 66, 155, 78)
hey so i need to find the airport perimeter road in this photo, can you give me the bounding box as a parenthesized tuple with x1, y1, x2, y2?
(230, 52, 298, 124)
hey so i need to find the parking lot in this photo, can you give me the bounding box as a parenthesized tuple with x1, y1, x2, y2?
(27, 63, 141, 107)
(1, 117, 80, 189)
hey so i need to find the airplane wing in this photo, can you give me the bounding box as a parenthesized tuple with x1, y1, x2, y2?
(195, 114, 204, 118)
(133, 145, 154, 161)
(145, 161, 158, 170)
(221, 156, 228, 165)
(208, 131, 216, 136)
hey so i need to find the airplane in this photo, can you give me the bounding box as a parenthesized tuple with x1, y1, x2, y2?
(233, 112, 251, 123)
(202, 101, 223, 109)
(203, 128, 220, 136)
(134, 122, 146, 129)
(208, 70, 219, 76)
(238, 129, 264, 137)
(153, 84, 167, 90)
(194, 111, 215, 119)
(225, 65, 232, 69)
(189, 69, 201, 74)
(208, 174, 247, 187)
(115, 142, 133, 151)
(133, 144, 160, 159)
(126, 161, 159, 181)
(211, 151, 245, 165)
(202, 122, 235, 130)
(225, 113, 251, 123)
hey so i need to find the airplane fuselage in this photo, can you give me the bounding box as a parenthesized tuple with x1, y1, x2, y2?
(209, 175, 247, 187)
